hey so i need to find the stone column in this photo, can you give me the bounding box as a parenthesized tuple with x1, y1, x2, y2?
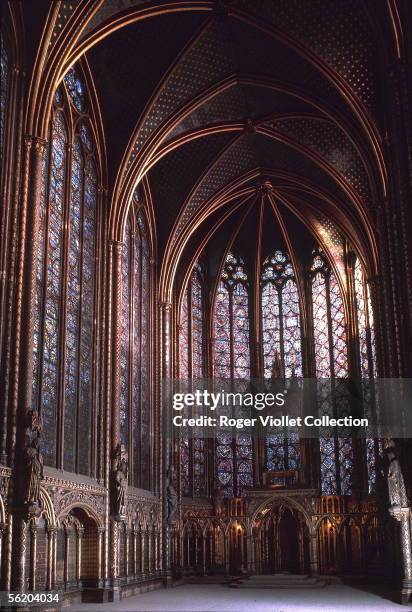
(133, 526, 138, 577)
(246, 535, 254, 573)
(160, 301, 174, 584)
(17, 136, 47, 419)
(76, 527, 84, 586)
(0, 523, 6, 577)
(110, 519, 120, 594)
(97, 527, 104, 586)
(147, 528, 153, 575)
(224, 533, 230, 576)
(11, 136, 47, 593)
(140, 529, 146, 576)
(309, 527, 319, 576)
(110, 241, 123, 453)
(125, 527, 130, 580)
(64, 528, 70, 586)
(390, 507, 412, 605)
(29, 524, 37, 591)
(202, 533, 207, 575)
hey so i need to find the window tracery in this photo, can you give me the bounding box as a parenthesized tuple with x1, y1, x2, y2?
(261, 251, 302, 379)
(353, 256, 381, 493)
(179, 264, 206, 497)
(261, 251, 302, 472)
(33, 66, 99, 476)
(120, 203, 152, 489)
(311, 249, 353, 495)
(214, 253, 252, 497)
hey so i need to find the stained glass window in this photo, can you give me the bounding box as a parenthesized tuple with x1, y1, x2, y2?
(120, 221, 131, 449)
(353, 256, 381, 493)
(261, 251, 302, 378)
(311, 249, 353, 495)
(179, 265, 206, 497)
(119, 203, 152, 489)
(32, 66, 99, 476)
(214, 253, 252, 497)
(63, 66, 85, 112)
(261, 251, 302, 472)
(214, 253, 250, 379)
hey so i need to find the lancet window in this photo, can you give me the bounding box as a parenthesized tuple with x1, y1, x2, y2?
(179, 264, 206, 497)
(353, 256, 381, 492)
(214, 253, 253, 497)
(32, 65, 99, 475)
(120, 204, 152, 490)
(311, 250, 353, 495)
(261, 251, 302, 472)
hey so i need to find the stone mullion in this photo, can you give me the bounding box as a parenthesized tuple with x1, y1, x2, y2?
(203, 275, 214, 498)
(92, 186, 107, 480)
(303, 271, 318, 489)
(325, 274, 341, 496)
(250, 218, 263, 487)
(74, 147, 89, 474)
(57, 141, 73, 471)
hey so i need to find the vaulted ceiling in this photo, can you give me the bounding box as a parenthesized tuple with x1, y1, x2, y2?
(27, 0, 404, 295)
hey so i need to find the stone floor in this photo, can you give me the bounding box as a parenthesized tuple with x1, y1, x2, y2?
(67, 583, 409, 611)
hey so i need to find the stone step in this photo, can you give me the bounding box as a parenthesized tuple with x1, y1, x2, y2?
(231, 574, 326, 589)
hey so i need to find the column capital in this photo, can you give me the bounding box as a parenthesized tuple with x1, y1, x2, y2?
(24, 135, 48, 153)
(109, 240, 123, 254)
(389, 506, 411, 522)
(159, 301, 172, 312)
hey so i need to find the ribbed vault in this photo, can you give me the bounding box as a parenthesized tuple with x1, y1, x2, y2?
(25, 0, 403, 301)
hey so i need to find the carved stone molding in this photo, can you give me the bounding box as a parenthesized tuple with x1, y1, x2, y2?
(51, 488, 105, 520)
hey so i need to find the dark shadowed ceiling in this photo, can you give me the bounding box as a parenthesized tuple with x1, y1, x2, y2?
(38, 0, 400, 285)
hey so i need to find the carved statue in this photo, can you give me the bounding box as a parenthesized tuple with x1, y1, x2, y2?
(24, 433, 44, 508)
(271, 351, 284, 381)
(166, 465, 178, 525)
(23, 410, 44, 513)
(268, 351, 285, 398)
(213, 487, 224, 517)
(386, 444, 408, 508)
(112, 445, 128, 518)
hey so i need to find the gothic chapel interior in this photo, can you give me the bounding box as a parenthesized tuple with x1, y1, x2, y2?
(1, 0, 412, 608)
